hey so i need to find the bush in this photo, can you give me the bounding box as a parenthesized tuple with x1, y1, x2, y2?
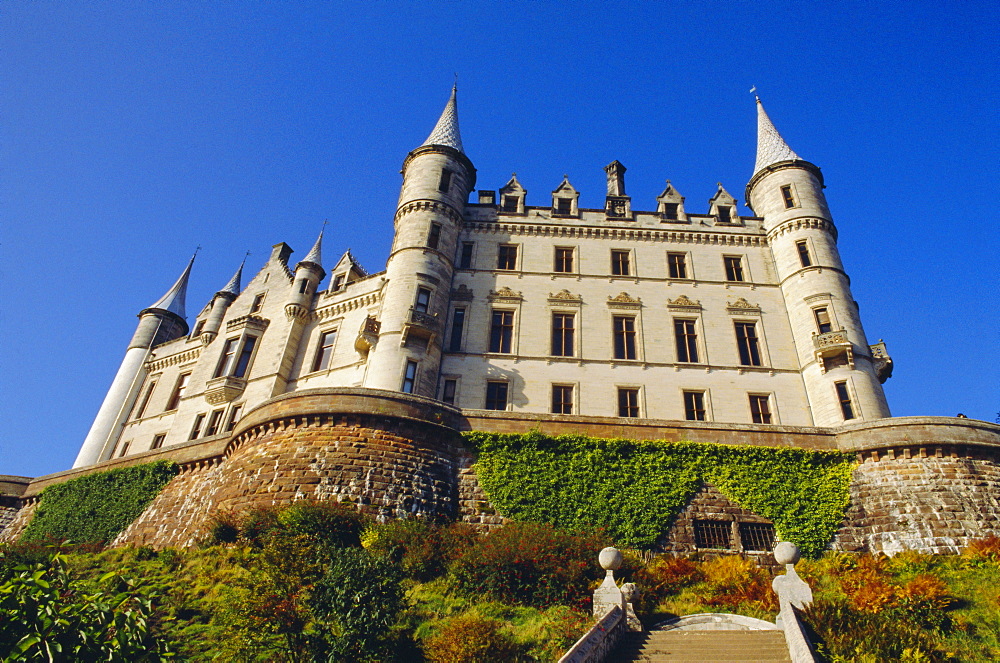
(209, 501, 368, 550)
(449, 521, 610, 608)
(695, 555, 776, 612)
(362, 519, 477, 580)
(422, 614, 521, 663)
(964, 536, 1000, 565)
(308, 547, 406, 662)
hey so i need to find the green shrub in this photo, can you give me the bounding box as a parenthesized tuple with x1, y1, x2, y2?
(277, 500, 367, 549)
(449, 521, 609, 608)
(362, 519, 477, 580)
(422, 613, 522, 663)
(21, 461, 178, 546)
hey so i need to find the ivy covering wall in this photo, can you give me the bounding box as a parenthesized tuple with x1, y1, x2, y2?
(21, 461, 178, 545)
(466, 431, 854, 557)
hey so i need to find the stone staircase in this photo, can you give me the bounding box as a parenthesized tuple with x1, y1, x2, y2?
(612, 629, 792, 662)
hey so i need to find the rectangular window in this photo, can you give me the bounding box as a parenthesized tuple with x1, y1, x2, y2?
(749, 394, 772, 424)
(331, 274, 345, 292)
(617, 388, 640, 418)
(427, 223, 442, 249)
(225, 405, 243, 432)
(205, 409, 225, 437)
(502, 195, 519, 213)
(611, 250, 631, 276)
(119, 440, 132, 457)
(552, 385, 574, 414)
(438, 169, 452, 193)
(814, 307, 833, 334)
(781, 185, 796, 209)
(739, 522, 776, 552)
(613, 316, 637, 360)
(735, 322, 762, 366)
(298, 278, 309, 294)
(724, 256, 745, 282)
(684, 391, 706, 421)
(150, 434, 165, 451)
(662, 202, 679, 220)
(414, 287, 431, 313)
(694, 520, 732, 549)
(250, 293, 265, 313)
(459, 242, 474, 269)
(554, 247, 574, 273)
(555, 197, 572, 215)
(401, 360, 418, 394)
(189, 414, 206, 440)
(313, 330, 337, 371)
(449, 308, 466, 352)
(796, 241, 812, 267)
(674, 319, 699, 363)
(551, 313, 575, 357)
(489, 310, 514, 353)
(667, 253, 688, 279)
(835, 381, 856, 420)
(497, 244, 518, 270)
(716, 205, 732, 223)
(215, 339, 239, 378)
(192, 320, 206, 337)
(165, 373, 190, 411)
(132, 379, 157, 420)
(441, 379, 457, 405)
(232, 336, 257, 378)
(485, 381, 509, 410)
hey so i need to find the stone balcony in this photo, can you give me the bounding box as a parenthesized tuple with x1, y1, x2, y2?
(204, 375, 247, 405)
(401, 307, 439, 345)
(813, 329, 854, 372)
(869, 340, 894, 383)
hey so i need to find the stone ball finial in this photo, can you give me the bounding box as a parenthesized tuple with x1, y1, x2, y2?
(599, 547, 623, 571)
(774, 541, 800, 565)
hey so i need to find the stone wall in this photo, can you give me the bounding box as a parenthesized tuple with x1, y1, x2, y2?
(660, 483, 774, 556)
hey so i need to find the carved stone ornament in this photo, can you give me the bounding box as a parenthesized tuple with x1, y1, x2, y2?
(668, 295, 701, 309)
(226, 314, 270, 333)
(607, 292, 641, 309)
(726, 297, 760, 311)
(451, 284, 474, 301)
(487, 286, 523, 302)
(548, 289, 581, 303)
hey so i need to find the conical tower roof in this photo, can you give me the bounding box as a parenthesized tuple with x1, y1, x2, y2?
(219, 256, 246, 296)
(149, 253, 195, 319)
(420, 86, 464, 153)
(300, 228, 324, 268)
(754, 98, 801, 175)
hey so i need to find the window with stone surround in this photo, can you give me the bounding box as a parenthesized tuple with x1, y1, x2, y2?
(225, 405, 243, 432)
(694, 519, 731, 549)
(401, 360, 418, 394)
(459, 242, 474, 269)
(312, 329, 337, 372)
(189, 414, 206, 440)
(796, 240, 812, 267)
(739, 522, 776, 551)
(131, 379, 157, 420)
(683, 390, 706, 421)
(617, 387, 640, 417)
(119, 440, 132, 457)
(165, 373, 191, 411)
(734, 322, 762, 366)
(611, 250, 631, 276)
(214, 336, 258, 379)
(501, 195, 519, 213)
(668, 252, 688, 279)
(749, 394, 772, 424)
(724, 255, 745, 282)
(661, 202, 679, 220)
(489, 310, 514, 353)
(149, 435, 164, 451)
(438, 169, 452, 193)
(781, 185, 796, 209)
(551, 313, 575, 357)
(448, 308, 466, 352)
(441, 378, 458, 405)
(485, 381, 509, 410)
(497, 244, 518, 270)
(427, 223, 442, 250)
(814, 307, 833, 334)
(674, 319, 699, 363)
(205, 409, 225, 437)
(835, 381, 856, 420)
(414, 287, 431, 313)
(554, 246, 574, 273)
(250, 292, 265, 313)
(552, 384, 574, 414)
(613, 316, 637, 360)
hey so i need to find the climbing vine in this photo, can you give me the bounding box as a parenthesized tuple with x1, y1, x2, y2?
(21, 460, 178, 545)
(465, 431, 853, 557)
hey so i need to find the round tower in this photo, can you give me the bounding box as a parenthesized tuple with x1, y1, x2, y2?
(365, 87, 476, 396)
(746, 99, 889, 426)
(73, 255, 195, 467)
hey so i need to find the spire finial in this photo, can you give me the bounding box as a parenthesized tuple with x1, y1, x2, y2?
(750, 85, 759, 102)
(301, 224, 324, 268)
(219, 252, 248, 296)
(149, 250, 197, 319)
(420, 85, 464, 153)
(754, 97, 801, 175)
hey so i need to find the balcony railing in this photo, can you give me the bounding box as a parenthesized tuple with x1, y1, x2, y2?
(204, 375, 247, 405)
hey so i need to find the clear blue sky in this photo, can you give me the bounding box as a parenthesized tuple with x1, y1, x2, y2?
(2, 1, 998, 478)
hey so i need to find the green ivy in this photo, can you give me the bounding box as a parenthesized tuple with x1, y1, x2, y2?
(21, 461, 178, 546)
(466, 431, 854, 558)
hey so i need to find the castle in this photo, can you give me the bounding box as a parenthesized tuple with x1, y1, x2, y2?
(3, 89, 998, 556)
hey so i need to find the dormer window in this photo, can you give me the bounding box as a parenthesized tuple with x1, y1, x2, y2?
(662, 203, 679, 220)
(502, 195, 519, 212)
(716, 205, 733, 223)
(551, 176, 579, 217)
(556, 197, 572, 215)
(438, 169, 452, 193)
(499, 174, 526, 214)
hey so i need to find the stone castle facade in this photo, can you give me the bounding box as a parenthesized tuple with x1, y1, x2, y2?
(3, 89, 998, 556)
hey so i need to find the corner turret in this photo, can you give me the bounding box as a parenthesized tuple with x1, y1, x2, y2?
(197, 256, 245, 344)
(746, 99, 889, 425)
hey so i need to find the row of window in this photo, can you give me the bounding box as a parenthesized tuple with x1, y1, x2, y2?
(439, 379, 857, 423)
(447, 309, 767, 366)
(453, 242, 814, 277)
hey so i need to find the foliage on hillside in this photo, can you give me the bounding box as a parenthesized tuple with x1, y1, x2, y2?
(21, 461, 178, 545)
(467, 431, 854, 556)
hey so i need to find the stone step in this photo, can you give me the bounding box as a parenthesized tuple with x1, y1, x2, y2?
(613, 630, 792, 663)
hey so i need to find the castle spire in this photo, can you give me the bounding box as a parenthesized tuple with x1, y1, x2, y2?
(300, 227, 324, 269)
(219, 254, 246, 296)
(754, 98, 801, 175)
(148, 251, 196, 320)
(420, 85, 464, 153)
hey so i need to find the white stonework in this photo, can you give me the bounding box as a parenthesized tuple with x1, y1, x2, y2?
(79, 94, 892, 464)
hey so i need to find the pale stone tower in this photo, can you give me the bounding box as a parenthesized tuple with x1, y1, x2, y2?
(271, 230, 326, 396)
(73, 255, 195, 467)
(746, 98, 890, 425)
(364, 87, 476, 396)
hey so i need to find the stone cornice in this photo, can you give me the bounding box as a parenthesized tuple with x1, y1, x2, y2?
(766, 217, 838, 242)
(395, 199, 463, 226)
(314, 292, 381, 321)
(463, 221, 767, 247)
(146, 347, 201, 373)
(226, 315, 270, 333)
